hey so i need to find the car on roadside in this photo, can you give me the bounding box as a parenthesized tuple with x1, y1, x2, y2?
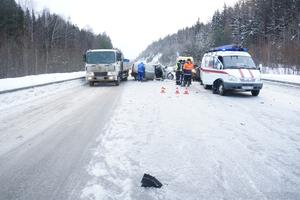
(200, 45, 263, 96)
(131, 62, 155, 80)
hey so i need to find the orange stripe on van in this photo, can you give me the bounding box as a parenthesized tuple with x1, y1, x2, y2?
(248, 69, 254, 78)
(238, 69, 244, 78)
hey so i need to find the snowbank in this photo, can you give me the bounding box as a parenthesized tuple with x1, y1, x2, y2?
(0, 71, 85, 92)
(261, 74, 300, 85)
(261, 66, 299, 75)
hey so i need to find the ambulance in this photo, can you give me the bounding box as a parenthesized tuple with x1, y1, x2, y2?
(200, 45, 263, 96)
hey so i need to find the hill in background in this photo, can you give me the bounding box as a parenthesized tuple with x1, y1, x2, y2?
(138, 0, 300, 74)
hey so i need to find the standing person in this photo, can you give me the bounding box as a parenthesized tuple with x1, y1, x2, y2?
(137, 61, 145, 81)
(175, 60, 183, 85)
(180, 60, 185, 85)
(183, 58, 194, 87)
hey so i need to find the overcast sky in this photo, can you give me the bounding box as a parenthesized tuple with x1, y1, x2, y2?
(32, 0, 239, 59)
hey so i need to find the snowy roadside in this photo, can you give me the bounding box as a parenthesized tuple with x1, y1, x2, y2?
(81, 80, 300, 200)
(0, 78, 85, 113)
(0, 78, 87, 156)
(261, 74, 300, 85)
(0, 71, 85, 93)
(0, 71, 299, 94)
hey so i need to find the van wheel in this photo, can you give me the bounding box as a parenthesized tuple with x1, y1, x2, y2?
(89, 81, 94, 86)
(218, 82, 226, 96)
(251, 90, 260, 96)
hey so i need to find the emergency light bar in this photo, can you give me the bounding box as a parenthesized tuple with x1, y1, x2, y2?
(208, 44, 248, 52)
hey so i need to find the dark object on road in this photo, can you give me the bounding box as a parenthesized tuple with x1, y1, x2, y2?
(141, 173, 163, 188)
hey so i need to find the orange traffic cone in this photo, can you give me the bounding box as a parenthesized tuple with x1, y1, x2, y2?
(175, 87, 180, 95)
(184, 87, 189, 95)
(160, 86, 166, 94)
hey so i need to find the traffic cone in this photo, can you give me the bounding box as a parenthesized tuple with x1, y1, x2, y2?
(160, 86, 166, 94)
(175, 87, 180, 95)
(184, 87, 189, 95)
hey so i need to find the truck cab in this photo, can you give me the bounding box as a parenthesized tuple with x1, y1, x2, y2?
(84, 49, 129, 86)
(200, 45, 263, 96)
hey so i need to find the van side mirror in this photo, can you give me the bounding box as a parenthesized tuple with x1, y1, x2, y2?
(83, 54, 86, 62)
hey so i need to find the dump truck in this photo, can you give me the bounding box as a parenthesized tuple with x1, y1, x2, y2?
(83, 49, 129, 86)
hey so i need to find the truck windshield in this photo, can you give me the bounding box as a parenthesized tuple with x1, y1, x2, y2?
(222, 56, 256, 69)
(86, 51, 116, 64)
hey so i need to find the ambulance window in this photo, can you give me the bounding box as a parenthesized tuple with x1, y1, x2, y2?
(214, 57, 223, 70)
(218, 56, 223, 64)
(201, 56, 206, 67)
(205, 56, 210, 67)
(212, 57, 217, 69)
(208, 56, 214, 68)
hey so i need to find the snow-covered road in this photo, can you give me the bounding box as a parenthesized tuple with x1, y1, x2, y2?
(0, 80, 124, 200)
(81, 81, 300, 200)
(0, 79, 299, 200)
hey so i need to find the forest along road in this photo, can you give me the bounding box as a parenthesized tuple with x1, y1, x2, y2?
(0, 80, 300, 200)
(0, 81, 124, 200)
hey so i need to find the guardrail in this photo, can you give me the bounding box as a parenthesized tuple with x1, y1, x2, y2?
(0, 77, 85, 95)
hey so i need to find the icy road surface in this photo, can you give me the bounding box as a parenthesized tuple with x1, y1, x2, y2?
(0, 79, 299, 200)
(81, 81, 300, 200)
(0, 80, 123, 200)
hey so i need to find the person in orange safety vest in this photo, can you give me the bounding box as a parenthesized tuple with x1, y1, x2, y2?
(182, 58, 194, 87)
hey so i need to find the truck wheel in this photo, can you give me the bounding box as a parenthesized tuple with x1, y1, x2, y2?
(203, 84, 211, 89)
(251, 90, 260, 96)
(89, 81, 94, 86)
(115, 76, 120, 86)
(217, 82, 226, 96)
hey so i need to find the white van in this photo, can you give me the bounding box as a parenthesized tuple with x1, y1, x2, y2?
(200, 45, 263, 96)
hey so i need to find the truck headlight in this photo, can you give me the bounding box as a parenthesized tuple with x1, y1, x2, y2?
(228, 75, 238, 82)
(107, 71, 116, 76)
(87, 72, 94, 76)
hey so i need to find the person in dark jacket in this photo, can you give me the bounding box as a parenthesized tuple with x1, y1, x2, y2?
(175, 60, 183, 85)
(137, 62, 145, 81)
